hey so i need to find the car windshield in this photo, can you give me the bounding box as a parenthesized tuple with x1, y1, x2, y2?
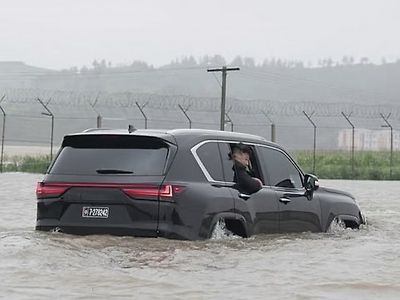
(49, 135, 169, 176)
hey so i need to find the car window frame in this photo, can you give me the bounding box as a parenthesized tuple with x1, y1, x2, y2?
(218, 141, 265, 184)
(255, 144, 305, 191)
(191, 139, 271, 186)
(193, 140, 225, 182)
(191, 140, 227, 184)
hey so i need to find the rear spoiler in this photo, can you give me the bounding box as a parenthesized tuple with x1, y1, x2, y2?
(62, 134, 176, 149)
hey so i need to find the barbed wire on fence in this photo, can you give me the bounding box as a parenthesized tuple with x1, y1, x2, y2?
(1, 88, 400, 120)
(1, 87, 399, 178)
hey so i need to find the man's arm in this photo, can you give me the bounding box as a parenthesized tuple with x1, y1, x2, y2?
(233, 161, 262, 194)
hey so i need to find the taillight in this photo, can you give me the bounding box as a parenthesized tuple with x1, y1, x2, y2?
(35, 182, 185, 201)
(36, 182, 69, 199)
(159, 185, 185, 201)
(122, 184, 184, 201)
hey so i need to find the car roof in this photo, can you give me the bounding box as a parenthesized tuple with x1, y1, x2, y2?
(67, 128, 279, 148)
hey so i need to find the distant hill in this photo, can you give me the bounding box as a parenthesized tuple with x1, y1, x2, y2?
(0, 61, 53, 74)
(0, 61, 55, 89)
(1, 58, 400, 105)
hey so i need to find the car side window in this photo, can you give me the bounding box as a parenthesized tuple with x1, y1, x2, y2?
(218, 142, 235, 182)
(258, 147, 303, 189)
(196, 142, 224, 181)
(218, 142, 263, 185)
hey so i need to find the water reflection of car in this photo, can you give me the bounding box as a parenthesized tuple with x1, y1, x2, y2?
(36, 128, 365, 240)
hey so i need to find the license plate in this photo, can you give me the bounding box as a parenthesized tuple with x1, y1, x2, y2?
(82, 207, 109, 218)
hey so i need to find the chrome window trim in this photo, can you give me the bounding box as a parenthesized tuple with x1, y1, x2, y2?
(190, 140, 220, 182)
(191, 139, 304, 190)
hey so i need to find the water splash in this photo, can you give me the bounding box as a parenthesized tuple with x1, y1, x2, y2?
(327, 217, 347, 234)
(210, 219, 241, 240)
(50, 227, 62, 234)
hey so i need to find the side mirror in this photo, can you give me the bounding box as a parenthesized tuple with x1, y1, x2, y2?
(304, 174, 319, 192)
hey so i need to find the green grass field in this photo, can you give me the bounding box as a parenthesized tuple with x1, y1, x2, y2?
(292, 150, 400, 180)
(1, 155, 51, 174)
(1, 151, 399, 180)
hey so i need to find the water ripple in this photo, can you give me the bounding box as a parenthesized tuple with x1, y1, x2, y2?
(1, 174, 400, 299)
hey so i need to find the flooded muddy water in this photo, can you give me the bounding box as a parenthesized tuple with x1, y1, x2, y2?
(1, 173, 399, 299)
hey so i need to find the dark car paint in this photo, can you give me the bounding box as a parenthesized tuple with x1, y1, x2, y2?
(157, 182, 235, 240)
(317, 187, 362, 231)
(232, 187, 280, 235)
(36, 129, 364, 240)
(274, 187, 323, 232)
(36, 175, 165, 237)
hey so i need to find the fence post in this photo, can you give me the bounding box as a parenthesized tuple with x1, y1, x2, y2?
(89, 93, 102, 128)
(136, 101, 148, 129)
(178, 104, 192, 129)
(262, 111, 276, 142)
(37, 98, 54, 161)
(303, 111, 317, 174)
(380, 113, 393, 179)
(271, 124, 276, 143)
(225, 112, 234, 132)
(0, 95, 6, 173)
(341, 112, 355, 179)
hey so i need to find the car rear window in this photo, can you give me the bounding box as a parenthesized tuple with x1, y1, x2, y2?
(49, 135, 170, 176)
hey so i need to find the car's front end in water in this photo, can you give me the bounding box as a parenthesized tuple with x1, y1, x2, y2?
(315, 186, 366, 231)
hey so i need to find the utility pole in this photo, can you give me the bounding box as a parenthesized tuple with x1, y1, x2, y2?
(207, 66, 240, 131)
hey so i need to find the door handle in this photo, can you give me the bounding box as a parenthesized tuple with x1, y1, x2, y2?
(279, 197, 291, 204)
(238, 193, 251, 200)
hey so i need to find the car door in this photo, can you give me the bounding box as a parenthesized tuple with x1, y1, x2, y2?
(189, 141, 239, 235)
(256, 146, 323, 233)
(218, 142, 279, 235)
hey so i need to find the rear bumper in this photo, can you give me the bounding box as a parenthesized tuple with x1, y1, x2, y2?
(157, 222, 205, 240)
(36, 192, 208, 240)
(36, 220, 204, 240)
(36, 219, 158, 237)
(36, 193, 161, 237)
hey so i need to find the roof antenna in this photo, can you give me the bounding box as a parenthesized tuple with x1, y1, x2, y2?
(128, 124, 136, 133)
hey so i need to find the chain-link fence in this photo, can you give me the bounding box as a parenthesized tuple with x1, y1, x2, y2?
(0, 89, 399, 178)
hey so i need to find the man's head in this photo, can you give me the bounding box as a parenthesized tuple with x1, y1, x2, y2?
(230, 143, 251, 165)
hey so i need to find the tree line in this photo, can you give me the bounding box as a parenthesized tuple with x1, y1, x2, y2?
(61, 55, 400, 74)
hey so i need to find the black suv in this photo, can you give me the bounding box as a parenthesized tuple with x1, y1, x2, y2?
(36, 128, 365, 240)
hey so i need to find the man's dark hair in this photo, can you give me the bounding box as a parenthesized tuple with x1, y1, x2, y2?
(229, 143, 252, 160)
(233, 143, 252, 154)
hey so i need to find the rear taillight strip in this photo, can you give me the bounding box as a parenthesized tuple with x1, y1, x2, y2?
(36, 182, 184, 201)
(36, 182, 69, 198)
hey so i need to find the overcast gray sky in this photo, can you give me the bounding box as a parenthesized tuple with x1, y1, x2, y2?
(0, 0, 399, 70)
